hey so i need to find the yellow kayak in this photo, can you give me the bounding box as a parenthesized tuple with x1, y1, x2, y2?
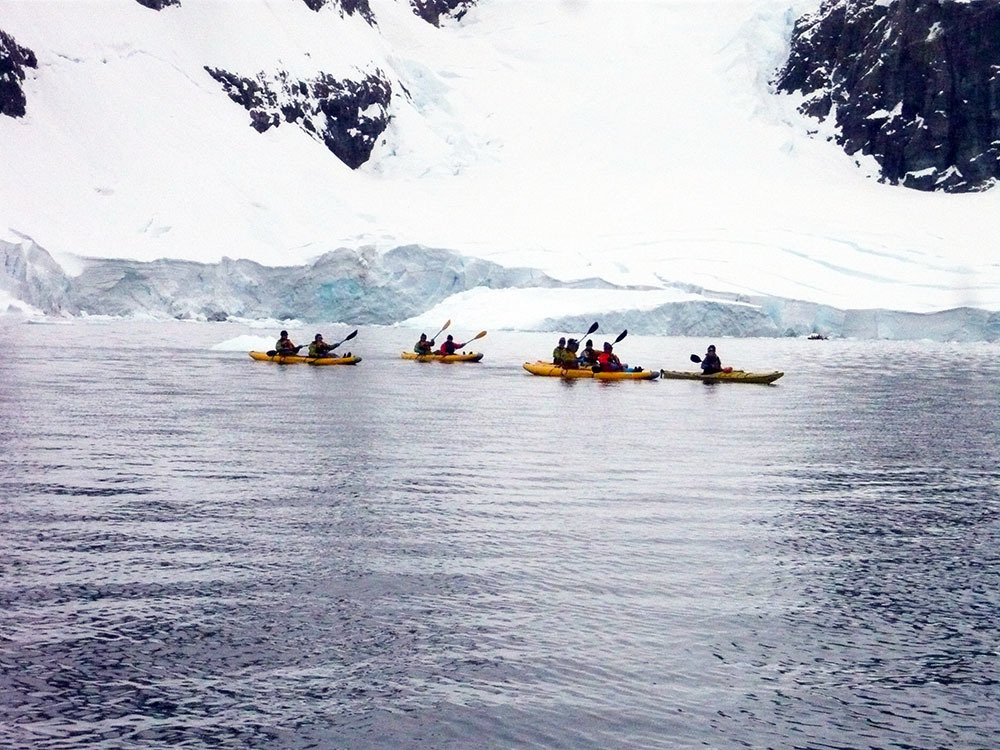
(400, 351, 484, 363)
(659, 369, 783, 384)
(522, 361, 659, 380)
(249, 351, 362, 366)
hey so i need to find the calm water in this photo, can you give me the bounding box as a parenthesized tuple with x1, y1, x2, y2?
(1, 320, 997, 749)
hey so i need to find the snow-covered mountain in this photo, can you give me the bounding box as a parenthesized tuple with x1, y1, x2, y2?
(1, 0, 998, 339)
(776, 0, 1000, 193)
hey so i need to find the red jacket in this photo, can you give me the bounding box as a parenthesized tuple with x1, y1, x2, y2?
(597, 351, 622, 371)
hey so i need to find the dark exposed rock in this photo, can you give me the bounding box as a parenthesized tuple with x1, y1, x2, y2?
(410, 0, 476, 27)
(0, 30, 37, 118)
(205, 67, 391, 168)
(774, 0, 1000, 192)
(301, 0, 375, 25)
(134, 0, 181, 9)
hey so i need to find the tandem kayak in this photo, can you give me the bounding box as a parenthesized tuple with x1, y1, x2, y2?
(249, 351, 362, 365)
(523, 361, 659, 380)
(659, 369, 783, 384)
(400, 351, 484, 363)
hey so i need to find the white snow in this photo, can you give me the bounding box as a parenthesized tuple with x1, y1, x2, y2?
(401, 287, 712, 330)
(867, 101, 903, 120)
(0, 288, 43, 317)
(210, 333, 275, 352)
(0, 0, 998, 324)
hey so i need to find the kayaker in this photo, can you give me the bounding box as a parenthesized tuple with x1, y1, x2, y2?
(414, 333, 434, 354)
(596, 341, 623, 372)
(275, 330, 296, 355)
(438, 334, 459, 355)
(552, 337, 569, 365)
(308, 333, 335, 358)
(700, 345, 722, 374)
(561, 339, 580, 368)
(579, 339, 599, 366)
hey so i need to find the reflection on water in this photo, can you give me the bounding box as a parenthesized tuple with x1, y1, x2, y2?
(1, 321, 997, 749)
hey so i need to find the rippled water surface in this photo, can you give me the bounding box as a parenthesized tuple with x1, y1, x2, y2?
(1, 320, 998, 749)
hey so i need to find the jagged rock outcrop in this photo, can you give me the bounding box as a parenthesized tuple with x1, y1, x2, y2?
(0, 30, 37, 118)
(205, 67, 391, 168)
(301, 0, 375, 24)
(410, 0, 476, 27)
(134, 0, 180, 10)
(775, 0, 1000, 192)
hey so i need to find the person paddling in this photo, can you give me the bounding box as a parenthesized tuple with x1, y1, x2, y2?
(308, 333, 335, 358)
(561, 339, 580, 368)
(700, 345, 722, 374)
(414, 333, 434, 354)
(439, 334, 471, 355)
(552, 337, 569, 365)
(275, 330, 296, 355)
(579, 339, 599, 367)
(596, 341, 623, 372)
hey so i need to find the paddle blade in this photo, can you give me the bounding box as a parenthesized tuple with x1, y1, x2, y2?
(343, 329, 359, 342)
(614, 329, 628, 344)
(472, 330, 487, 340)
(431, 319, 451, 340)
(266, 350, 277, 357)
(587, 321, 599, 335)
(690, 354, 701, 363)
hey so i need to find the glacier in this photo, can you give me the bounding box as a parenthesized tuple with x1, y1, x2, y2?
(3, 235, 997, 341)
(0, 0, 998, 338)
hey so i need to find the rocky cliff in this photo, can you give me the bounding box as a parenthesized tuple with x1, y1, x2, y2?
(204, 67, 392, 169)
(411, 0, 476, 26)
(0, 29, 35, 118)
(775, 0, 1000, 192)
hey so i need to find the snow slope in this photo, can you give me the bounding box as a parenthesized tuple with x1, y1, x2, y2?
(0, 0, 997, 323)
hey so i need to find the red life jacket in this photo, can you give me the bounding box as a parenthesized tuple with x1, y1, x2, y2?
(597, 351, 621, 370)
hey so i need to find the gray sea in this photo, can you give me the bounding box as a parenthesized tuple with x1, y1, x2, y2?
(1, 319, 998, 749)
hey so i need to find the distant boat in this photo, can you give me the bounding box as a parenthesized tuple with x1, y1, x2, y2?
(807, 333, 828, 340)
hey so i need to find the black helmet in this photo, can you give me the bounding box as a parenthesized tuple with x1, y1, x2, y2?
(315, 334, 323, 340)
(707, 344, 716, 352)
(280, 330, 288, 337)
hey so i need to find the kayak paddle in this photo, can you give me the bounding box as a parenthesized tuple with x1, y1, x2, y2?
(575, 321, 599, 343)
(429, 319, 451, 342)
(457, 330, 487, 349)
(266, 344, 306, 357)
(308, 329, 358, 357)
(690, 354, 701, 363)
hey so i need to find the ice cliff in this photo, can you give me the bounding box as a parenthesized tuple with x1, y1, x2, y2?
(3, 236, 997, 341)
